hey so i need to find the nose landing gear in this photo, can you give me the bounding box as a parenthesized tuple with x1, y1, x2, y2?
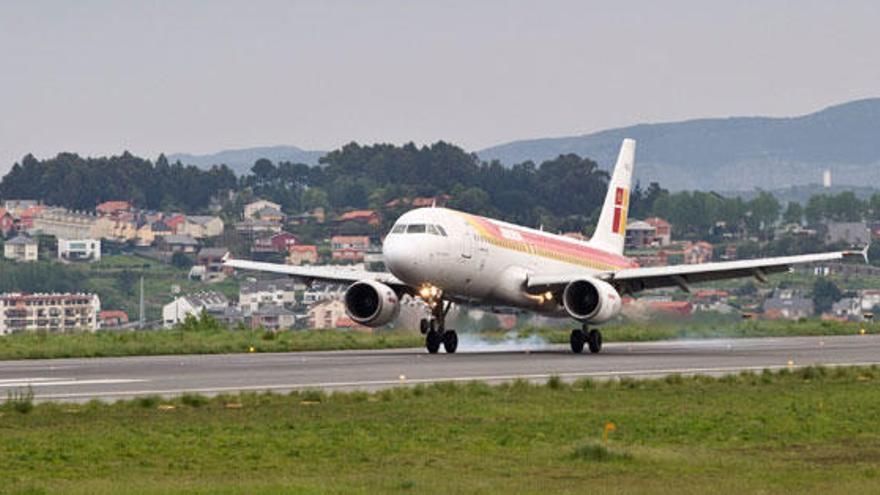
(570, 326, 602, 354)
(419, 296, 457, 354)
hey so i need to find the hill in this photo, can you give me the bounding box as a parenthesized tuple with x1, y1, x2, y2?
(168, 145, 326, 175)
(478, 98, 880, 191)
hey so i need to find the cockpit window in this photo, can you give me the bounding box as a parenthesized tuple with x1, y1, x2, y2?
(427, 225, 439, 235)
(435, 225, 448, 237)
(391, 224, 406, 234)
(407, 224, 427, 234)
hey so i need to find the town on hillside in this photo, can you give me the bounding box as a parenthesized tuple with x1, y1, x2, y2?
(1, 190, 878, 335)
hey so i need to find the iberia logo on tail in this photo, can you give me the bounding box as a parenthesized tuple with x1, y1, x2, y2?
(611, 187, 629, 234)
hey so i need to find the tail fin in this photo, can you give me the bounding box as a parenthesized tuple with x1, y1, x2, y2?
(589, 138, 636, 255)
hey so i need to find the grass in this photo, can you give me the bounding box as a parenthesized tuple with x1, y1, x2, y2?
(0, 318, 873, 361)
(1, 366, 879, 494)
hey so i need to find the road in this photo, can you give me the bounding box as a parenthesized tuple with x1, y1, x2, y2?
(1, 334, 879, 402)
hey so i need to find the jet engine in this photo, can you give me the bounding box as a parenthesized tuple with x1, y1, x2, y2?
(344, 280, 400, 327)
(562, 278, 622, 323)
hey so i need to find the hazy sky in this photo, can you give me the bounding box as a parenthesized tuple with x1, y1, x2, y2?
(1, 0, 878, 174)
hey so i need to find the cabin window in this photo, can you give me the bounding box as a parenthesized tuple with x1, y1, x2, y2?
(391, 224, 406, 234)
(407, 224, 427, 234)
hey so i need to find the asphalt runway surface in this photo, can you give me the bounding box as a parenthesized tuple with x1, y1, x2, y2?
(1, 335, 879, 402)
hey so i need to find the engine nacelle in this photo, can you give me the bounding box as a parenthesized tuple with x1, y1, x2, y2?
(344, 280, 400, 327)
(562, 278, 622, 324)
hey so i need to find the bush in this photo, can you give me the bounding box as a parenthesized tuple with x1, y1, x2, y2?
(181, 393, 209, 408)
(136, 395, 161, 408)
(6, 387, 34, 414)
(570, 442, 632, 462)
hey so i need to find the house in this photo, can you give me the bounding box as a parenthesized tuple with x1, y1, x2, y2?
(162, 291, 229, 328)
(179, 216, 224, 239)
(238, 278, 299, 314)
(412, 195, 451, 208)
(253, 232, 298, 254)
(150, 220, 173, 238)
(860, 290, 880, 313)
(4, 235, 38, 262)
(683, 241, 713, 264)
(96, 201, 132, 216)
(337, 209, 381, 226)
(624, 220, 657, 250)
(164, 214, 187, 234)
(303, 283, 345, 305)
(331, 235, 370, 262)
(253, 206, 285, 223)
(308, 299, 350, 329)
(2, 200, 39, 217)
(763, 289, 814, 320)
(244, 200, 282, 220)
(92, 216, 137, 241)
(289, 207, 326, 225)
(644, 217, 672, 246)
(0, 292, 101, 334)
(235, 218, 283, 237)
(31, 207, 96, 239)
(58, 238, 102, 262)
(16, 205, 45, 231)
(196, 247, 229, 279)
(250, 306, 297, 331)
(0, 208, 14, 237)
(99, 310, 129, 328)
(562, 232, 588, 241)
(824, 222, 870, 246)
(158, 234, 199, 253)
(288, 245, 318, 265)
(831, 297, 862, 320)
(135, 221, 155, 247)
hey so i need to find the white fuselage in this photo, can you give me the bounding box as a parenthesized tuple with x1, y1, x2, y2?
(382, 207, 636, 314)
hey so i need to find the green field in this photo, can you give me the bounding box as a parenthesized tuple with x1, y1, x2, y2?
(2, 366, 879, 494)
(0, 318, 873, 361)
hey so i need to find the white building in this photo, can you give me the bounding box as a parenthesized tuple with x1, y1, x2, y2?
(0, 292, 101, 334)
(238, 278, 301, 315)
(162, 291, 229, 328)
(31, 207, 97, 239)
(4, 235, 38, 262)
(244, 199, 281, 220)
(303, 283, 345, 305)
(58, 238, 101, 262)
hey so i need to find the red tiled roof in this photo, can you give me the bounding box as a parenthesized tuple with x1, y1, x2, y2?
(338, 210, 378, 221)
(96, 201, 131, 214)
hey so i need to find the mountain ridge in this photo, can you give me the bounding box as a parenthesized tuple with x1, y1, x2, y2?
(167, 145, 326, 175)
(478, 98, 880, 191)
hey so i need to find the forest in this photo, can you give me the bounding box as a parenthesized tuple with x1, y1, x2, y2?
(3, 141, 880, 239)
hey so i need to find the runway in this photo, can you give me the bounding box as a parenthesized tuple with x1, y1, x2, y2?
(1, 334, 879, 402)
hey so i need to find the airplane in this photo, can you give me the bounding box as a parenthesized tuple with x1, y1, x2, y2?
(224, 139, 867, 354)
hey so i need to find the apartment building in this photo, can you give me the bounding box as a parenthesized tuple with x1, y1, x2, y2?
(0, 293, 101, 334)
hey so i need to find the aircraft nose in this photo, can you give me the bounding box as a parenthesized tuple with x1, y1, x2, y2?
(383, 235, 420, 280)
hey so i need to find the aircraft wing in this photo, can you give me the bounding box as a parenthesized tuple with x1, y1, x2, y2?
(528, 248, 867, 294)
(223, 258, 407, 288)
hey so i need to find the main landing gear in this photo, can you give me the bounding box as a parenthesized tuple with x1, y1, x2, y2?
(570, 325, 602, 354)
(419, 297, 457, 354)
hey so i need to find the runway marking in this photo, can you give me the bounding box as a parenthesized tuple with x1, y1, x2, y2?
(26, 360, 880, 401)
(0, 378, 146, 388)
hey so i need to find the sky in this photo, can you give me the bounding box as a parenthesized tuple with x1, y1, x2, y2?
(1, 0, 878, 175)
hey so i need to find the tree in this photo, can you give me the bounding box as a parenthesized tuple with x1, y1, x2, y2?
(782, 202, 804, 225)
(812, 278, 842, 315)
(171, 252, 193, 270)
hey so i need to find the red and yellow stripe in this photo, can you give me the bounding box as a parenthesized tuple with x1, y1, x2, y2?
(457, 212, 637, 272)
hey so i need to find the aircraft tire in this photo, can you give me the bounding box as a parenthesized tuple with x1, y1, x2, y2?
(570, 329, 586, 354)
(426, 330, 442, 354)
(442, 330, 458, 354)
(419, 319, 430, 335)
(587, 329, 602, 354)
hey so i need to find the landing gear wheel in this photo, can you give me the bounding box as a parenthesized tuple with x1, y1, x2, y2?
(442, 330, 458, 354)
(419, 319, 430, 335)
(587, 329, 602, 354)
(426, 330, 442, 354)
(570, 329, 586, 354)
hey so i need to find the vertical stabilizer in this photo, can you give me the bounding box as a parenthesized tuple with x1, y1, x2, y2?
(589, 139, 636, 255)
